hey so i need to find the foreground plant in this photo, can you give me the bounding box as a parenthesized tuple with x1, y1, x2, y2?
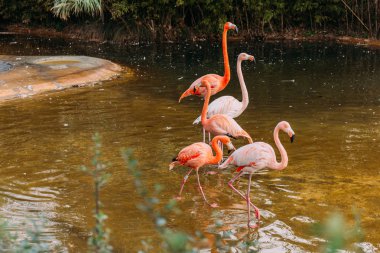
(122, 148, 201, 253)
(0, 218, 61, 252)
(81, 133, 112, 253)
(313, 211, 364, 253)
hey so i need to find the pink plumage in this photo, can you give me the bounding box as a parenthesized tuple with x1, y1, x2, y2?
(178, 22, 238, 102)
(193, 53, 255, 125)
(219, 121, 295, 228)
(196, 79, 253, 143)
(169, 135, 235, 208)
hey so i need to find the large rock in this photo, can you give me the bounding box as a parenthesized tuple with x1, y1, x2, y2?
(0, 55, 122, 101)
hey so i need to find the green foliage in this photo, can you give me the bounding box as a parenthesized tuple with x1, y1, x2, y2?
(51, 0, 102, 20)
(14, 219, 52, 252)
(121, 149, 196, 253)
(0, 220, 16, 251)
(81, 133, 113, 253)
(313, 212, 364, 253)
(1, 0, 379, 39)
(0, 0, 55, 24)
(0, 218, 61, 252)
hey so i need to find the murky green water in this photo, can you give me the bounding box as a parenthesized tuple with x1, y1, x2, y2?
(0, 35, 379, 252)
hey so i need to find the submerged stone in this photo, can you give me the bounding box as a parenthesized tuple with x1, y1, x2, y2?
(0, 60, 12, 72)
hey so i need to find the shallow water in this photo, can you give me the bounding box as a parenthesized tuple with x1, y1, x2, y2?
(0, 35, 379, 252)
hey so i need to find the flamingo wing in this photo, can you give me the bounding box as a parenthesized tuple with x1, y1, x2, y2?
(176, 142, 211, 167)
(189, 74, 223, 96)
(206, 114, 243, 137)
(226, 143, 275, 170)
(193, 96, 242, 124)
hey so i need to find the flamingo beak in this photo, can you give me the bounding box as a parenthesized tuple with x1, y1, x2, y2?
(290, 134, 295, 143)
(234, 26, 238, 33)
(226, 142, 236, 154)
(178, 89, 192, 103)
(249, 56, 256, 63)
(225, 133, 237, 140)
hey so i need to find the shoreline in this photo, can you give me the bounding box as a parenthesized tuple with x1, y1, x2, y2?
(2, 24, 380, 49)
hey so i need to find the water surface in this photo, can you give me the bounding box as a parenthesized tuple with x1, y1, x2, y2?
(0, 35, 379, 252)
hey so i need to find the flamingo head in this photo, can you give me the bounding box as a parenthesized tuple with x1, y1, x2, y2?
(179, 79, 208, 103)
(212, 135, 236, 154)
(224, 22, 238, 33)
(238, 53, 256, 63)
(226, 141, 236, 154)
(178, 84, 203, 102)
(278, 121, 295, 143)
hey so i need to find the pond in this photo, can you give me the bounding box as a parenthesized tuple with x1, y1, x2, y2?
(0, 35, 379, 252)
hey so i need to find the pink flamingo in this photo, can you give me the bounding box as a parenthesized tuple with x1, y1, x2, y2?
(195, 79, 253, 144)
(178, 22, 238, 102)
(218, 121, 295, 228)
(193, 53, 255, 142)
(169, 135, 235, 208)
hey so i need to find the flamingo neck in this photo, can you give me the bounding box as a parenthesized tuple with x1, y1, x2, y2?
(210, 137, 223, 164)
(237, 58, 249, 114)
(273, 125, 288, 170)
(201, 83, 211, 126)
(221, 28, 230, 88)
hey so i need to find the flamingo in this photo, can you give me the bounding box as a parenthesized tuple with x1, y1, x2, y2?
(218, 121, 295, 228)
(195, 79, 253, 144)
(178, 22, 238, 102)
(169, 135, 236, 208)
(193, 53, 255, 142)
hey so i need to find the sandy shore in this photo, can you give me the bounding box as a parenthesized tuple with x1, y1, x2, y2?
(0, 55, 122, 102)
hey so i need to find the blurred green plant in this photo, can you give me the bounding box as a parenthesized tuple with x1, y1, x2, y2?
(0, 218, 61, 252)
(313, 211, 364, 253)
(81, 133, 113, 253)
(121, 148, 200, 253)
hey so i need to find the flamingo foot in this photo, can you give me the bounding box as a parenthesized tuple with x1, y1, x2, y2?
(175, 196, 183, 201)
(248, 221, 259, 229)
(206, 171, 218, 175)
(209, 203, 219, 208)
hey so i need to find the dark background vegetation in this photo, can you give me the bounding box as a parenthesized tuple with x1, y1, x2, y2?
(0, 0, 379, 42)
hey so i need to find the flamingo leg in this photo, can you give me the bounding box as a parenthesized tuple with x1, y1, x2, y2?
(208, 132, 211, 143)
(218, 141, 223, 165)
(247, 174, 259, 229)
(228, 171, 260, 221)
(196, 169, 218, 208)
(203, 128, 206, 143)
(177, 168, 193, 198)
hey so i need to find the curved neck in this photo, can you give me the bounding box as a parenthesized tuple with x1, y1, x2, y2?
(201, 83, 211, 126)
(209, 137, 224, 164)
(272, 126, 288, 170)
(221, 28, 230, 88)
(237, 58, 249, 114)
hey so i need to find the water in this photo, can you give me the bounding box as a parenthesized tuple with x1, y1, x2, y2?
(0, 35, 379, 252)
